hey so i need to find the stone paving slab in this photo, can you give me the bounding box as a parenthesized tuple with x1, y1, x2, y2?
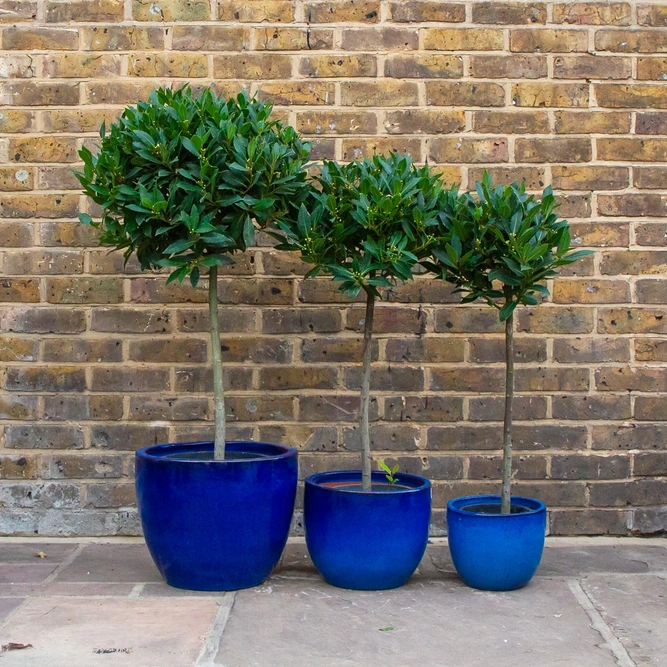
(0, 538, 664, 666)
(0, 598, 219, 667)
(426, 542, 667, 579)
(0, 598, 23, 623)
(539, 545, 667, 577)
(582, 574, 667, 666)
(56, 543, 162, 583)
(216, 577, 618, 667)
(0, 543, 78, 564)
(0, 563, 58, 584)
(0, 583, 135, 598)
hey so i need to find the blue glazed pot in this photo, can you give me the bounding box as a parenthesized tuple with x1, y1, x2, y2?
(447, 494, 546, 591)
(135, 441, 298, 591)
(304, 470, 431, 590)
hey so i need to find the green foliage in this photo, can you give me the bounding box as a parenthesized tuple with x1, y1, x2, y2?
(76, 86, 311, 286)
(272, 152, 443, 298)
(377, 460, 399, 485)
(424, 172, 592, 321)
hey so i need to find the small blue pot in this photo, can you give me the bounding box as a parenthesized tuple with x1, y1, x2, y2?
(135, 441, 297, 591)
(304, 470, 431, 590)
(447, 494, 546, 591)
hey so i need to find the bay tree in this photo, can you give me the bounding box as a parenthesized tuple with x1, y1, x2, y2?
(272, 152, 442, 490)
(76, 86, 311, 461)
(424, 173, 592, 513)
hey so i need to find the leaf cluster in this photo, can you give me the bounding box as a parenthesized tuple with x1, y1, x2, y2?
(272, 152, 443, 298)
(377, 459, 399, 485)
(424, 173, 592, 321)
(76, 86, 311, 286)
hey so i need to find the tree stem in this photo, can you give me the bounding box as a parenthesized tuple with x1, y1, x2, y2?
(209, 265, 226, 461)
(360, 290, 375, 491)
(501, 310, 514, 514)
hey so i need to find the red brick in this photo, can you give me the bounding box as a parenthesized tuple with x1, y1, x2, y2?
(474, 110, 549, 134)
(510, 29, 588, 52)
(469, 454, 548, 479)
(384, 110, 465, 135)
(596, 30, 667, 53)
(635, 397, 667, 421)
(128, 397, 209, 422)
(598, 308, 667, 335)
(637, 280, 667, 304)
(597, 138, 667, 161)
(555, 111, 631, 134)
(635, 223, 667, 245)
(384, 395, 463, 422)
(595, 84, 667, 109)
(43, 395, 123, 421)
(635, 338, 667, 361)
(424, 28, 503, 51)
(341, 81, 419, 107)
(254, 27, 333, 50)
(553, 279, 631, 304)
(516, 307, 594, 333)
(2, 26, 78, 50)
(553, 3, 631, 25)
(341, 27, 418, 51)
(385, 54, 462, 79)
(515, 137, 591, 162)
(600, 251, 667, 275)
(426, 81, 505, 107)
(388, 2, 465, 22)
(429, 137, 508, 163)
(346, 306, 427, 334)
(553, 395, 631, 420)
(554, 338, 630, 363)
(554, 55, 631, 80)
(473, 3, 546, 24)
(304, 1, 380, 22)
(592, 423, 667, 450)
(512, 83, 589, 107)
(552, 167, 629, 191)
(638, 5, 667, 26)
(259, 366, 337, 391)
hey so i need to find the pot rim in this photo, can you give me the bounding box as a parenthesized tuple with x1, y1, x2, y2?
(136, 440, 297, 464)
(447, 494, 546, 517)
(305, 469, 431, 495)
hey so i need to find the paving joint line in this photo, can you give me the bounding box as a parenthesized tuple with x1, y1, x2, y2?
(43, 543, 86, 584)
(128, 583, 145, 598)
(195, 592, 236, 667)
(567, 579, 636, 667)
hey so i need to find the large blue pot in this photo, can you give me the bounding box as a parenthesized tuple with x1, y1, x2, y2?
(304, 470, 431, 590)
(447, 494, 546, 591)
(135, 441, 298, 591)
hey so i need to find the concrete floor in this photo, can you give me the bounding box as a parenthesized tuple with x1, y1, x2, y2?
(0, 537, 664, 666)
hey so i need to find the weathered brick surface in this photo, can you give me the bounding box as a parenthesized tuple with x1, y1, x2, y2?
(0, 1, 665, 537)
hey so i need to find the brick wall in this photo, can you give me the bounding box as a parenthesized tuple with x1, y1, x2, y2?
(0, 0, 666, 537)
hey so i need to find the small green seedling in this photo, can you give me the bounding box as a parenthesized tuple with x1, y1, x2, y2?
(378, 460, 399, 485)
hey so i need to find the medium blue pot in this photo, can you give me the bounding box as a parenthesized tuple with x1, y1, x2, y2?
(304, 470, 431, 590)
(135, 441, 298, 591)
(447, 494, 547, 591)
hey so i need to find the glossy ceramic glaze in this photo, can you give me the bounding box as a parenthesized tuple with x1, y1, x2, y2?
(304, 470, 431, 590)
(135, 441, 298, 591)
(447, 494, 547, 591)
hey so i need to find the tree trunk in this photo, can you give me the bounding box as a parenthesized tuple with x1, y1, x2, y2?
(501, 310, 514, 514)
(360, 290, 375, 491)
(209, 265, 226, 461)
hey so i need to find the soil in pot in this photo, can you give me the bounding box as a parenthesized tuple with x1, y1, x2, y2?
(461, 503, 531, 515)
(320, 481, 412, 492)
(165, 450, 269, 462)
